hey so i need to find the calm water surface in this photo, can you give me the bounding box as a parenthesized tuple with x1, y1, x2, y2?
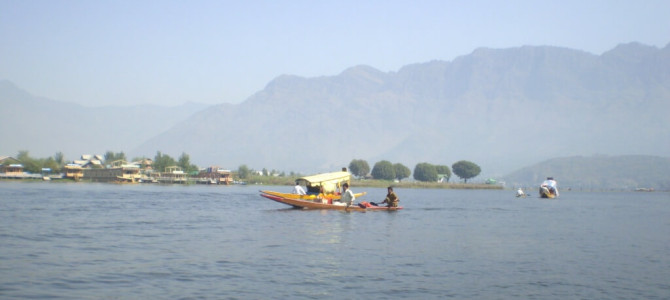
(1, 181, 668, 299)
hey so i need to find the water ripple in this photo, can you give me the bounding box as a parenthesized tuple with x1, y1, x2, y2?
(0, 183, 668, 299)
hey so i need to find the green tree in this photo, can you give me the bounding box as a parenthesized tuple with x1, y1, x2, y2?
(413, 162, 438, 182)
(348, 159, 370, 178)
(452, 160, 481, 183)
(16, 150, 39, 173)
(14, 150, 60, 173)
(435, 165, 451, 182)
(104, 151, 126, 164)
(238, 164, 250, 179)
(393, 163, 411, 181)
(371, 160, 395, 180)
(43, 157, 60, 173)
(153, 151, 176, 172)
(177, 152, 198, 173)
(54, 152, 65, 166)
(131, 156, 147, 163)
(16, 150, 30, 162)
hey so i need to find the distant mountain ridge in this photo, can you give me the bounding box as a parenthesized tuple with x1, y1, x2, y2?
(2, 42, 669, 180)
(0, 80, 208, 160)
(502, 155, 670, 191)
(134, 42, 670, 175)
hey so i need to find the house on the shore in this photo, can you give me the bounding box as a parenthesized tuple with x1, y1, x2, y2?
(1, 156, 26, 179)
(62, 154, 104, 180)
(63, 164, 84, 180)
(1, 156, 22, 174)
(156, 166, 188, 184)
(0, 156, 21, 166)
(74, 154, 104, 169)
(0, 155, 24, 179)
(195, 166, 233, 185)
(83, 160, 141, 183)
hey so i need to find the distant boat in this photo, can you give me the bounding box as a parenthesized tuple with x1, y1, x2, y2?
(515, 188, 526, 198)
(539, 177, 559, 199)
(138, 177, 158, 183)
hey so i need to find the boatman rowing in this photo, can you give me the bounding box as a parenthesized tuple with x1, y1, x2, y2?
(380, 186, 400, 208)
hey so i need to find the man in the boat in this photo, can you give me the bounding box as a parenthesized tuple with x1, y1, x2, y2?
(293, 181, 306, 195)
(380, 186, 399, 208)
(516, 188, 525, 197)
(334, 183, 355, 207)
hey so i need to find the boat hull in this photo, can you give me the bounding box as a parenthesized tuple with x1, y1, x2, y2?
(539, 186, 557, 198)
(260, 190, 402, 211)
(261, 190, 366, 201)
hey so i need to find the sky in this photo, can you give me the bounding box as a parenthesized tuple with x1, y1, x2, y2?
(1, 0, 669, 106)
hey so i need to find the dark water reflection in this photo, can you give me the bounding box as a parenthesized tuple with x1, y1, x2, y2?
(1, 182, 668, 299)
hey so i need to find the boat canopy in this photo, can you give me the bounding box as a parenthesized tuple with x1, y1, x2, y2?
(297, 171, 351, 194)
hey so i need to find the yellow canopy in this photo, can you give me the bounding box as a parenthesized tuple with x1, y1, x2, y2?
(297, 171, 351, 193)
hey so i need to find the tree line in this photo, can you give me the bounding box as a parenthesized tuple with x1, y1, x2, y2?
(348, 159, 482, 183)
(5, 150, 199, 174)
(6, 150, 481, 183)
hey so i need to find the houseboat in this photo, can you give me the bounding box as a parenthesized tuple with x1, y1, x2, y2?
(83, 160, 141, 183)
(63, 164, 84, 181)
(195, 166, 233, 185)
(0, 164, 26, 179)
(156, 166, 188, 184)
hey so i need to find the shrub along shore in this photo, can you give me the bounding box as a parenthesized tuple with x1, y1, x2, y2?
(244, 175, 502, 190)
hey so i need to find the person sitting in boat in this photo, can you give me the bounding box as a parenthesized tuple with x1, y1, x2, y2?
(380, 186, 400, 208)
(333, 183, 355, 207)
(516, 188, 525, 197)
(293, 181, 306, 195)
(541, 177, 559, 196)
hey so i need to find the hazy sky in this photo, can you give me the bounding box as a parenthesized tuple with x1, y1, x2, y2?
(1, 0, 669, 106)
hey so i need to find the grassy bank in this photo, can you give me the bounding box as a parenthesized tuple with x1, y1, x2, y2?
(245, 175, 503, 190)
(1, 175, 502, 190)
(353, 179, 503, 190)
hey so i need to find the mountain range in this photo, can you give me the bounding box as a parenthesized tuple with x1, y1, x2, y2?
(2, 42, 669, 181)
(503, 155, 670, 190)
(0, 80, 207, 159)
(134, 42, 670, 176)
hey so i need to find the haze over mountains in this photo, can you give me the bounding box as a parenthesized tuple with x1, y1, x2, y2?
(2, 42, 669, 179)
(504, 155, 670, 190)
(135, 42, 670, 175)
(0, 80, 207, 159)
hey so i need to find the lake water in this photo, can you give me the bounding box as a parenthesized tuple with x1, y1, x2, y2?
(1, 181, 668, 299)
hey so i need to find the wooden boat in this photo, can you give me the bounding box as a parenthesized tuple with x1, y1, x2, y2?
(260, 189, 367, 202)
(260, 169, 402, 211)
(260, 190, 401, 211)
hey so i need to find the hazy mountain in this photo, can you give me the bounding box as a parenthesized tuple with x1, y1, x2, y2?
(134, 42, 670, 176)
(0, 80, 208, 161)
(3, 42, 668, 179)
(502, 155, 670, 191)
